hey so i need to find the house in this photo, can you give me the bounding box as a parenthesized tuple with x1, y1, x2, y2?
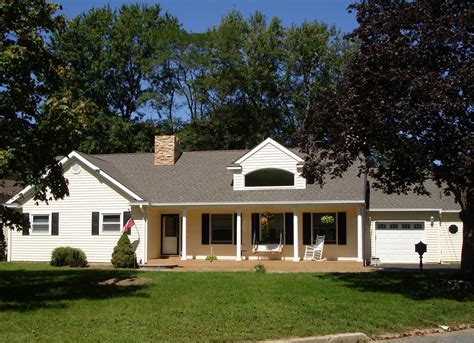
(4, 136, 463, 265)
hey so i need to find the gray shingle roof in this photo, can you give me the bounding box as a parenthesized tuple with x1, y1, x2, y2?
(77, 150, 365, 204)
(75, 150, 459, 211)
(368, 180, 460, 211)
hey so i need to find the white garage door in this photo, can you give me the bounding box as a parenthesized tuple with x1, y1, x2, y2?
(375, 222, 425, 263)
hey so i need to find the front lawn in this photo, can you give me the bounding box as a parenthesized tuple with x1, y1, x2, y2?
(0, 263, 472, 341)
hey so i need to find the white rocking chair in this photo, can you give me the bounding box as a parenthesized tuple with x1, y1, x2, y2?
(304, 235, 326, 261)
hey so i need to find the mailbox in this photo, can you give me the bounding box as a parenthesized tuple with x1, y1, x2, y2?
(415, 241, 427, 270)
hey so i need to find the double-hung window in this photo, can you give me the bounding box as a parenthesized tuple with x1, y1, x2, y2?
(31, 214, 50, 234)
(312, 213, 337, 244)
(260, 213, 284, 244)
(102, 214, 121, 233)
(211, 214, 233, 244)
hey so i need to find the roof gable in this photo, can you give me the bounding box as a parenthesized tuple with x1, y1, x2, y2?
(233, 138, 304, 165)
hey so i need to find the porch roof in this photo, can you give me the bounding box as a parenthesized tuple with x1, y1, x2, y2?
(77, 150, 366, 205)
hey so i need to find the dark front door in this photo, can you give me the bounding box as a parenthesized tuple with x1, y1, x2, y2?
(161, 214, 179, 255)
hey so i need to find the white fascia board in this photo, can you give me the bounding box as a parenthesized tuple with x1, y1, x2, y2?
(368, 208, 442, 212)
(226, 166, 242, 171)
(6, 151, 143, 205)
(233, 137, 304, 165)
(148, 200, 365, 207)
(69, 151, 144, 201)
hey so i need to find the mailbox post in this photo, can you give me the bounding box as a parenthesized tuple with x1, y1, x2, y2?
(415, 241, 427, 271)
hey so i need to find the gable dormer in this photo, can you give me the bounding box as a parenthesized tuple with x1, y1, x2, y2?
(228, 138, 306, 190)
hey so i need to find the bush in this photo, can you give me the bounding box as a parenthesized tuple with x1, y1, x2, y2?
(111, 234, 137, 268)
(254, 263, 266, 274)
(206, 255, 217, 263)
(50, 247, 88, 267)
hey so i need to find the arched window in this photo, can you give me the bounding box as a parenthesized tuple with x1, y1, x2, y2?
(245, 168, 294, 187)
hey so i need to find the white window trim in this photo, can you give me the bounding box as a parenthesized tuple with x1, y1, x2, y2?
(258, 212, 285, 243)
(100, 212, 123, 235)
(243, 170, 297, 190)
(210, 213, 234, 244)
(30, 213, 52, 235)
(311, 212, 338, 245)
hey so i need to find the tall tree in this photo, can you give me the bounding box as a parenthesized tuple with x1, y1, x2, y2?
(1, 0, 86, 225)
(301, 1, 473, 277)
(180, 11, 352, 151)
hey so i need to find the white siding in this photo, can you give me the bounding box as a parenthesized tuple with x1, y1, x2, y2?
(440, 213, 463, 262)
(233, 142, 305, 190)
(10, 161, 144, 263)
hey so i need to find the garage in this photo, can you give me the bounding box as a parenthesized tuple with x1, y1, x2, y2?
(375, 222, 425, 263)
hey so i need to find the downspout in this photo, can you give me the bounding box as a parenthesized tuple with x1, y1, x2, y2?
(139, 204, 148, 264)
(7, 224, 12, 262)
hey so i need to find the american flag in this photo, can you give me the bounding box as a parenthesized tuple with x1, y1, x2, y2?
(122, 217, 135, 234)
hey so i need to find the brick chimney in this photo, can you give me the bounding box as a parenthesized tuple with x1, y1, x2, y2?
(154, 135, 181, 166)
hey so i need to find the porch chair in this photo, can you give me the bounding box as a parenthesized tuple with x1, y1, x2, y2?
(304, 235, 326, 261)
(252, 233, 284, 255)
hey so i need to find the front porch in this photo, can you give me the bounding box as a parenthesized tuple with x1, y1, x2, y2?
(144, 257, 369, 272)
(140, 204, 365, 264)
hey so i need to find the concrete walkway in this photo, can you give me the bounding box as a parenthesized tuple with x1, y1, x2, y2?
(374, 329, 474, 343)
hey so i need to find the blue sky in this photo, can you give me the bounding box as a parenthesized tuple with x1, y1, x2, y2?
(54, 0, 358, 33)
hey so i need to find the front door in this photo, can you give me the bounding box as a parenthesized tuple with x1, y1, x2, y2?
(162, 214, 179, 255)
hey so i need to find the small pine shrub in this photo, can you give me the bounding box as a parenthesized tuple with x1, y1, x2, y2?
(111, 234, 137, 268)
(50, 247, 88, 267)
(254, 263, 266, 274)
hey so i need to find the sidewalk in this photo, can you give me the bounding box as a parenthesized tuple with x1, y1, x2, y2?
(374, 329, 474, 343)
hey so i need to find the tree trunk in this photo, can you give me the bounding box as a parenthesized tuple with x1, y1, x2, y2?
(460, 200, 474, 280)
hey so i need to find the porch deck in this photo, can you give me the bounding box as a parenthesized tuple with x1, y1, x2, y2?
(143, 257, 370, 272)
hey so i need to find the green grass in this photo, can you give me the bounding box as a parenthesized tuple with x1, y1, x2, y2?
(0, 263, 472, 342)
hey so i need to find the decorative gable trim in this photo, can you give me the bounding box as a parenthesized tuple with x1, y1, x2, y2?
(232, 138, 304, 165)
(5, 151, 144, 205)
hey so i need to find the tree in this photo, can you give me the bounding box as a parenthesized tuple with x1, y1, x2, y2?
(300, 1, 473, 277)
(111, 234, 137, 268)
(1, 0, 86, 227)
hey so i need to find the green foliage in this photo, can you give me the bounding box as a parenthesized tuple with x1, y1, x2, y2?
(50, 247, 88, 267)
(205, 255, 217, 263)
(111, 234, 138, 268)
(1, 0, 89, 228)
(301, 1, 473, 277)
(253, 263, 266, 274)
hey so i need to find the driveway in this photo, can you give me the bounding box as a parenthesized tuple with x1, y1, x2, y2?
(375, 329, 474, 343)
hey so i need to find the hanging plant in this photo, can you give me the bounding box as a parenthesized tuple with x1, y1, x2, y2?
(320, 215, 335, 224)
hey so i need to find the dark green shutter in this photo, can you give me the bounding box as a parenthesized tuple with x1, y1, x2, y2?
(302, 212, 311, 245)
(337, 212, 347, 245)
(91, 212, 99, 235)
(201, 213, 210, 245)
(285, 213, 293, 245)
(51, 213, 59, 235)
(123, 211, 132, 235)
(22, 213, 30, 235)
(251, 213, 260, 244)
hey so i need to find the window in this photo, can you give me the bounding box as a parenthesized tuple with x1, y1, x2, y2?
(260, 213, 284, 244)
(211, 214, 233, 244)
(413, 223, 423, 229)
(376, 222, 425, 230)
(377, 223, 386, 229)
(312, 213, 337, 244)
(401, 223, 411, 229)
(245, 168, 294, 187)
(31, 214, 50, 234)
(389, 223, 399, 229)
(102, 214, 121, 232)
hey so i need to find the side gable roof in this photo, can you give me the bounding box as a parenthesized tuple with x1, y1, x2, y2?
(5, 151, 143, 205)
(232, 138, 304, 165)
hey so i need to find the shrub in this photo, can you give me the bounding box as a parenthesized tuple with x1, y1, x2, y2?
(50, 247, 88, 267)
(206, 255, 217, 263)
(254, 263, 266, 274)
(111, 234, 137, 268)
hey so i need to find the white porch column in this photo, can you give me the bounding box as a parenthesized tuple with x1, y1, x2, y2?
(357, 206, 363, 262)
(181, 208, 187, 260)
(141, 205, 148, 264)
(293, 209, 299, 262)
(236, 210, 242, 261)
